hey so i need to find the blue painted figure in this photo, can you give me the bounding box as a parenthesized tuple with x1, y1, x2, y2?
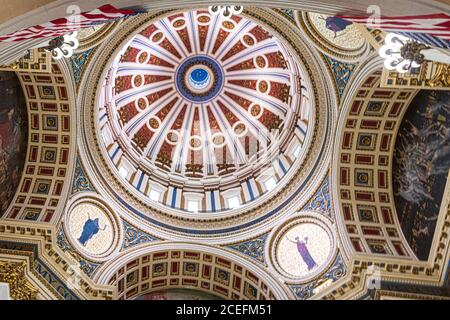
(320, 16, 352, 38)
(287, 236, 318, 271)
(78, 213, 107, 247)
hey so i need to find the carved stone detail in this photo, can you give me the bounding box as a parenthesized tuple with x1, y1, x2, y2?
(0, 261, 38, 300)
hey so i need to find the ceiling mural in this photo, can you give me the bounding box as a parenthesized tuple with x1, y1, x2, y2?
(269, 213, 336, 283)
(0, 3, 449, 302)
(0, 71, 27, 217)
(308, 13, 365, 50)
(393, 90, 450, 260)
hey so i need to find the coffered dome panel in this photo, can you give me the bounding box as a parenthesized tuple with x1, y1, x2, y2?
(79, 8, 335, 238)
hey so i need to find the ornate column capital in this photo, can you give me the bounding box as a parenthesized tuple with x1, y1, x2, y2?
(0, 261, 38, 300)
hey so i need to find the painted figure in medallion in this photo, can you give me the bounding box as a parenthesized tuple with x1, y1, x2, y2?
(287, 236, 318, 271)
(78, 213, 108, 246)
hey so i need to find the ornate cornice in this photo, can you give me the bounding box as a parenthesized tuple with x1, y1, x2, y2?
(0, 220, 114, 300)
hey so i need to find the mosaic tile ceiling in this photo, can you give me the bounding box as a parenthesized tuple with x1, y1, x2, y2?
(97, 10, 312, 214)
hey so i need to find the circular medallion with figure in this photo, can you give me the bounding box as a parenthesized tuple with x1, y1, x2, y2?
(65, 198, 120, 261)
(268, 213, 336, 282)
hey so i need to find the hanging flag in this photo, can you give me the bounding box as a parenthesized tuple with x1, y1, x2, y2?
(336, 13, 450, 43)
(0, 4, 138, 42)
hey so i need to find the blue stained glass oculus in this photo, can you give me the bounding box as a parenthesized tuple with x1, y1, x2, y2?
(189, 68, 210, 89)
(175, 55, 224, 103)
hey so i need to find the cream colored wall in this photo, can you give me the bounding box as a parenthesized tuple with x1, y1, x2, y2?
(0, 0, 55, 24)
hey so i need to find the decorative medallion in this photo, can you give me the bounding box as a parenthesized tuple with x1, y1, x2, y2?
(268, 212, 336, 282)
(295, 11, 371, 62)
(64, 198, 120, 261)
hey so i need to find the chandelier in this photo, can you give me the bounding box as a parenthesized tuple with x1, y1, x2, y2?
(208, 5, 243, 19)
(379, 33, 429, 74)
(43, 31, 79, 60)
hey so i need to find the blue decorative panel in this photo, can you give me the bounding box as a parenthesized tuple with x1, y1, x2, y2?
(56, 227, 100, 278)
(289, 253, 346, 300)
(72, 156, 96, 194)
(122, 220, 158, 249)
(34, 259, 80, 300)
(303, 176, 333, 217)
(323, 55, 356, 98)
(278, 8, 296, 22)
(71, 48, 94, 85)
(228, 234, 268, 264)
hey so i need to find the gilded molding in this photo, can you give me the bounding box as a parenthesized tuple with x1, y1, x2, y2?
(0, 261, 38, 300)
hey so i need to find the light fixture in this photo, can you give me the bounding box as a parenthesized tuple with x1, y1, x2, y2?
(208, 5, 243, 19)
(379, 33, 428, 74)
(43, 31, 79, 60)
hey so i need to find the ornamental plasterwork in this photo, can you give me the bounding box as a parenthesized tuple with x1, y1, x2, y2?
(1, 3, 448, 301)
(77, 7, 336, 241)
(0, 261, 38, 300)
(320, 58, 450, 300)
(0, 220, 114, 300)
(267, 212, 338, 284)
(75, 21, 123, 52)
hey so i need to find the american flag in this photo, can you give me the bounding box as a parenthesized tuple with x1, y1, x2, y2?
(0, 4, 137, 42)
(336, 13, 450, 43)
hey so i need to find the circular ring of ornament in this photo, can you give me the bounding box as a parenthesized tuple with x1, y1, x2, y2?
(267, 212, 337, 283)
(211, 132, 227, 148)
(232, 121, 248, 138)
(241, 33, 257, 48)
(165, 129, 181, 146)
(197, 13, 212, 26)
(254, 55, 268, 70)
(188, 135, 204, 151)
(221, 18, 236, 32)
(151, 31, 165, 44)
(135, 97, 149, 110)
(256, 79, 271, 94)
(136, 50, 151, 64)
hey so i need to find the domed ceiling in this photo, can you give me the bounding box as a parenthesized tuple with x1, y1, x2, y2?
(96, 10, 315, 216)
(3, 2, 449, 302)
